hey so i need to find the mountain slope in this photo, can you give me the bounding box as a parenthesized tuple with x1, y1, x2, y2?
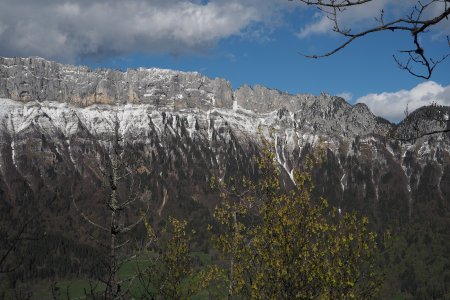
(0, 57, 449, 297)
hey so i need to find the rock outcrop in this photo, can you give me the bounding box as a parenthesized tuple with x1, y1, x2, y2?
(0, 56, 449, 229)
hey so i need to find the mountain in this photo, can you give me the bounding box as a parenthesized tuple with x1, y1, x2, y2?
(0, 57, 449, 298)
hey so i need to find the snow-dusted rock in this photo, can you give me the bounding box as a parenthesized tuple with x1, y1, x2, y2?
(0, 56, 449, 225)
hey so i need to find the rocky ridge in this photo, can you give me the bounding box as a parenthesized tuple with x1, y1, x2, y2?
(0, 57, 449, 232)
(0, 57, 391, 138)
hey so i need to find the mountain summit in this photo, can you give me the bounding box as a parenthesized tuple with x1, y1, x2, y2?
(0, 57, 448, 213)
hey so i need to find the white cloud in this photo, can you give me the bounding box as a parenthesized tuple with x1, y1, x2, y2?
(336, 92, 353, 102)
(297, 12, 333, 38)
(0, 0, 293, 62)
(357, 81, 450, 122)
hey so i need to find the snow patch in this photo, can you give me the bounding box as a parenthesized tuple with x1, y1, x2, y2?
(340, 173, 345, 191)
(233, 100, 238, 111)
(274, 133, 296, 186)
(11, 140, 18, 169)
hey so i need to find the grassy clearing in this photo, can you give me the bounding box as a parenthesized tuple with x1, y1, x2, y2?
(29, 251, 219, 299)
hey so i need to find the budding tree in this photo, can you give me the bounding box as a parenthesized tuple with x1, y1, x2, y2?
(211, 135, 382, 299)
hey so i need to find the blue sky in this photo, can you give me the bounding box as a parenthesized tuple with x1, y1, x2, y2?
(0, 0, 449, 121)
(83, 24, 449, 100)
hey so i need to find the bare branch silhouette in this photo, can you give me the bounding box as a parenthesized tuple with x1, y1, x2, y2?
(296, 0, 450, 78)
(72, 107, 152, 299)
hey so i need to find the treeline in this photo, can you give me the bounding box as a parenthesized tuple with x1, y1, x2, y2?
(1, 137, 448, 299)
(11, 233, 103, 281)
(378, 195, 450, 299)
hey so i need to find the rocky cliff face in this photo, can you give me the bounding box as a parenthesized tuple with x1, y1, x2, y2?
(0, 57, 392, 136)
(0, 57, 449, 234)
(0, 56, 234, 108)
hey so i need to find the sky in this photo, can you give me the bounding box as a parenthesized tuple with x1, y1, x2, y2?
(0, 0, 449, 122)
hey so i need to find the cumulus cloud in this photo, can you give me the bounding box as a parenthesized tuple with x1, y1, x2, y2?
(0, 0, 292, 62)
(357, 81, 450, 122)
(297, 12, 333, 38)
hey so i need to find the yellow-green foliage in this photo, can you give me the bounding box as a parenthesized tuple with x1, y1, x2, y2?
(211, 135, 381, 299)
(139, 216, 199, 299)
(162, 217, 193, 298)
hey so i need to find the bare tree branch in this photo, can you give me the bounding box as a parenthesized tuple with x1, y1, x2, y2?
(298, 0, 450, 78)
(392, 128, 450, 142)
(291, 0, 374, 9)
(389, 105, 450, 141)
(72, 104, 152, 299)
(72, 195, 109, 232)
(121, 200, 151, 234)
